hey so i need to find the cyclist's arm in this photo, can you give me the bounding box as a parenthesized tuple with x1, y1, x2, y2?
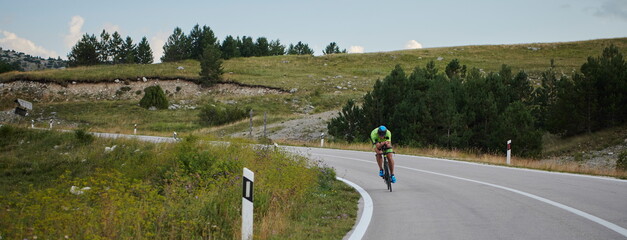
(370, 129, 379, 145)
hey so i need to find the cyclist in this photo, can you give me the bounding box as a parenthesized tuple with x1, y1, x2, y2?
(371, 125, 396, 183)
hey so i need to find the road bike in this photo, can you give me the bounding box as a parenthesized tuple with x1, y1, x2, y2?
(381, 146, 393, 192)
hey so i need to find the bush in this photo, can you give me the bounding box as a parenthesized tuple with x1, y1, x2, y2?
(198, 101, 250, 126)
(618, 151, 627, 171)
(74, 129, 94, 145)
(139, 85, 169, 109)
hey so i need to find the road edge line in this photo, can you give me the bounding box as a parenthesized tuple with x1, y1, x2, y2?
(336, 177, 373, 240)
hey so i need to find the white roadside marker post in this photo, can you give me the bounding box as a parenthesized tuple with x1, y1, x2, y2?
(507, 140, 512, 165)
(49, 119, 53, 129)
(242, 168, 254, 240)
(134, 124, 137, 135)
(320, 133, 325, 147)
(31, 120, 34, 128)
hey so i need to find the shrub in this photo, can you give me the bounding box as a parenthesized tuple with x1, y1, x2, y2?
(198, 101, 250, 126)
(618, 151, 627, 170)
(139, 85, 169, 109)
(74, 128, 94, 145)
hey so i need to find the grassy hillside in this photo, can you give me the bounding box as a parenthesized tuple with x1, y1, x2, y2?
(2, 38, 625, 94)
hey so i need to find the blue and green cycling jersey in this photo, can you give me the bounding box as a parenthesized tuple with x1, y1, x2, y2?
(370, 128, 393, 153)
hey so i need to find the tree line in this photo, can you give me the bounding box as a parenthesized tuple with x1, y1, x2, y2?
(68, 24, 349, 68)
(67, 30, 153, 67)
(159, 24, 345, 62)
(328, 45, 626, 157)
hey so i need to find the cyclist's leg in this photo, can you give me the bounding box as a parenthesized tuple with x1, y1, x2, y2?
(386, 151, 395, 175)
(375, 147, 383, 171)
(382, 141, 395, 175)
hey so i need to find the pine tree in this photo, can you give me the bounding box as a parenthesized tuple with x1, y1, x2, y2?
(200, 44, 223, 86)
(323, 42, 345, 55)
(120, 36, 136, 64)
(287, 41, 314, 55)
(445, 59, 463, 79)
(136, 37, 153, 64)
(269, 39, 285, 56)
(97, 30, 111, 64)
(189, 24, 203, 60)
(161, 27, 191, 62)
(221, 35, 240, 59)
(327, 99, 365, 142)
(189, 24, 218, 60)
(256, 37, 270, 56)
(240, 36, 256, 57)
(67, 34, 100, 67)
(110, 32, 124, 64)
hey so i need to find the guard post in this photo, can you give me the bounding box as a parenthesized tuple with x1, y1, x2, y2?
(506, 140, 512, 165)
(242, 168, 254, 240)
(320, 133, 325, 147)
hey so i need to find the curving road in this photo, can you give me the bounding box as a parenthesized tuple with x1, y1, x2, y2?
(287, 146, 627, 240)
(63, 130, 626, 239)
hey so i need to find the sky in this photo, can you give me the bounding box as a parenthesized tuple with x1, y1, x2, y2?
(1, 0, 626, 62)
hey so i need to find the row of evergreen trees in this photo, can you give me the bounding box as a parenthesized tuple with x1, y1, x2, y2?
(160, 24, 332, 63)
(67, 24, 348, 68)
(67, 30, 153, 67)
(328, 45, 626, 157)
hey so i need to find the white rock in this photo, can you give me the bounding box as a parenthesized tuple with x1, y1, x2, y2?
(70, 186, 90, 195)
(290, 88, 298, 93)
(177, 66, 185, 70)
(104, 145, 117, 153)
(114, 79, 120, 83)
(142, 77, 147, 82)
(437, 57, 444, 61)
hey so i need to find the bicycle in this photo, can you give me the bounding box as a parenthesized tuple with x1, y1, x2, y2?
(380, 146, 393, 192)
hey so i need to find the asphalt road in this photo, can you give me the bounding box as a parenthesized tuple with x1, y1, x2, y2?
(288, 147, 627, 240)
(66, 130, 626, 239)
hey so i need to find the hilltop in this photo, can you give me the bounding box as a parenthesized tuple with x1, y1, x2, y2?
(1, 37, 626, 90)
(0, 48, 67, 71)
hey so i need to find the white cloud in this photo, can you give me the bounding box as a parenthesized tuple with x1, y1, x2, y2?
(348, 46, 364, 53)
(64, 15, 84, 48)
(0, 30, 58, 58)
(150, 31, 168, 63)
(404, 40, 423, 49)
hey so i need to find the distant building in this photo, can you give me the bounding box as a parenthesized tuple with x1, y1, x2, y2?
(14, 99, 32, 116)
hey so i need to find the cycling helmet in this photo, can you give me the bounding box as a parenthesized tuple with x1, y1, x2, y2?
(378, 125, 387, 136)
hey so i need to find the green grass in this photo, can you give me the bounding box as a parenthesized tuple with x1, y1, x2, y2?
(0, 59, 201, 83)
(542, 124, 627, 157)
(0, 126, 359, 239)
(2, 38, 625, 94)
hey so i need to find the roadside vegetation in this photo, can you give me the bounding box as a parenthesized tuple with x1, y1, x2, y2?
(0, 126, 359, 239)
(1, 38, 625, 238)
